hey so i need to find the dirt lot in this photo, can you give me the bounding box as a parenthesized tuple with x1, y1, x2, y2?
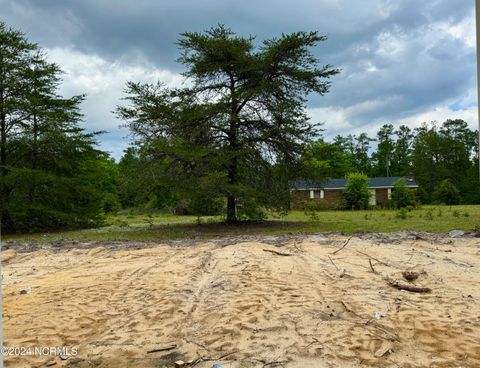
(3, 233, 480, 367)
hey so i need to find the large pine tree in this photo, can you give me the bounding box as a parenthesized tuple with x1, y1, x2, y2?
(118, 25, 339, 222)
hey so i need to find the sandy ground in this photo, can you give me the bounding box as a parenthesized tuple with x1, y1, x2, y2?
(3, 233, 480, 368)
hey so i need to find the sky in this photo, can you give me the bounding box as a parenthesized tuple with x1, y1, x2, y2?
(1, 0, 477, 159)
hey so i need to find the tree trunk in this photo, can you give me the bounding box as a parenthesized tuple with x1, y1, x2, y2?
(226, 194, 237, 223)
(0, 118, 5, 173)
(226, 155, 238, 223)
(226, 75, 239, 223)
(0, 112, 9, 231)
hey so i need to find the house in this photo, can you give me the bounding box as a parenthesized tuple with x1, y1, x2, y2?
(290, 176, 418, 208)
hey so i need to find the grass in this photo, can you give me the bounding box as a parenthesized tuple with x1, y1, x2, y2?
(4, 205, 480, 243)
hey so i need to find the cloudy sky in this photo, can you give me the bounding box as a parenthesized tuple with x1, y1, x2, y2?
(1, 0, 477, 159)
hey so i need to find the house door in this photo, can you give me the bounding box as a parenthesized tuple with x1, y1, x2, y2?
(369, 189, 376, 206)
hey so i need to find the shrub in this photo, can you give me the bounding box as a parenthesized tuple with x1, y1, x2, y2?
(395, 207, 409, 219)
(415, 187, 431, 204)
(433, 179, 460, 205)
(344, 173, 371, 210)
(425, 209, 434, 220)
(391, 178, 416, 209)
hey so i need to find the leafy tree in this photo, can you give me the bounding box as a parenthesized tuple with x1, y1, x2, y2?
(301, 139, 351, 179)
(343, 172, 370, 210)
(433, 179, 460, 205)
(372, 124, 394, 176)
(391, 178, 415, 208)
(117, 25, 339, 222)
(391, 125, 413, 176)
(0, 22, 112, 232)
(412, 120, 477, 203)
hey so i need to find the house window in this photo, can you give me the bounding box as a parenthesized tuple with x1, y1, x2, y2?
(310, 190, 324, 199)
(388, 188, 392, 200)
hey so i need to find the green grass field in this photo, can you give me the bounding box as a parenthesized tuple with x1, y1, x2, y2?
(4, 204, 479, 243)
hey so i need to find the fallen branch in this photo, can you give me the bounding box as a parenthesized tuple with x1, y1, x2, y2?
(328, 255, 339, 270)
(332, 236, 353, 255)
(356, 250, 390, 267)
(385, 277, 431, 293)
(263, 361, 288, 367)
(189, 351, 238, 367)
(369, 258, 376, 274)
(263, 249, 292, 256)
(147, 344, 177, 353)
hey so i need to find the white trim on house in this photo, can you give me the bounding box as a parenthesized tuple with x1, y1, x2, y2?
(295, 185, 418, 191)
(309, 189, 325, 199)
(369, 189, 376, 206)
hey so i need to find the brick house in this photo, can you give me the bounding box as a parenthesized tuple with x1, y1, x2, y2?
(290, 176, 418, 209)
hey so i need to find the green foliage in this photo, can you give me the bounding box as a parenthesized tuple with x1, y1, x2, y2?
(413, 120, 477, 203)
(391, 178, 416, 208)
(395, 208, 409, 219)
(372, 124, 394, 176)
(187, 192, 224, 217)
(415, 187, 430, 204)
(433, 179, 460, 205)
(117, 25, 339, 223)
(343, 173, 371, 210)
(425, 209, 434, 220)
(0, 22, 115, 233)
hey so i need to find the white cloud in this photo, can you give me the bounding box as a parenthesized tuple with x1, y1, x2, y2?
(45, 47, 184, 159)
(436, 8, 475, 48)
(403, 106, 478, 131)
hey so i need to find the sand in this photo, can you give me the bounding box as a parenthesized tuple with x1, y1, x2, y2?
(3, 234, 480, 367)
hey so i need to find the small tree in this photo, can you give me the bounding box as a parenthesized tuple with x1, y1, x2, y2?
(391, 178, 415, 208)
(433, 179, 460, 205)
(344, 173, 370, 210)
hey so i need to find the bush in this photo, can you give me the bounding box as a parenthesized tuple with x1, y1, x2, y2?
(344, 173, 371, 210)
(433, 179, 460, 205)
(391, 178, 416, 209)
(415, 187, 431, 204)
(395, 207, 409, 219)
(237, 199, 266, 221)
(425, 209, 434, 220)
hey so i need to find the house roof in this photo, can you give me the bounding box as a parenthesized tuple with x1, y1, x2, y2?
(291, 176, 418, 190)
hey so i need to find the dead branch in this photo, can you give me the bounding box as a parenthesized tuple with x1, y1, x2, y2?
(356, 250, 390, 266)
(263, 361, 288, 367)
(332, 236, 353, 255)
(263, 249, 292, 256)
(189, 351, 238, 367)
(369, 258, 376, 274)
(328, 255, 339, 270)
(146, 344, 177, 353)
(385, 277, 431, 293)
(292, 241, 303, 252)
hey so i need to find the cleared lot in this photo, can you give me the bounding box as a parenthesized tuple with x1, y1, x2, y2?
(3, 233, 480, 367)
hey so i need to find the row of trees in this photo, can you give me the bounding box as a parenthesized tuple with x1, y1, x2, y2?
(2, 22, 478, 231)
(0, 22, 118, 233)
(302, 120, 479, 204)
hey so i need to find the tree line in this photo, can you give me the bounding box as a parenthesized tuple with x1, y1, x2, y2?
(1, 22, 478, 232)
(301, 119, 479, 204)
